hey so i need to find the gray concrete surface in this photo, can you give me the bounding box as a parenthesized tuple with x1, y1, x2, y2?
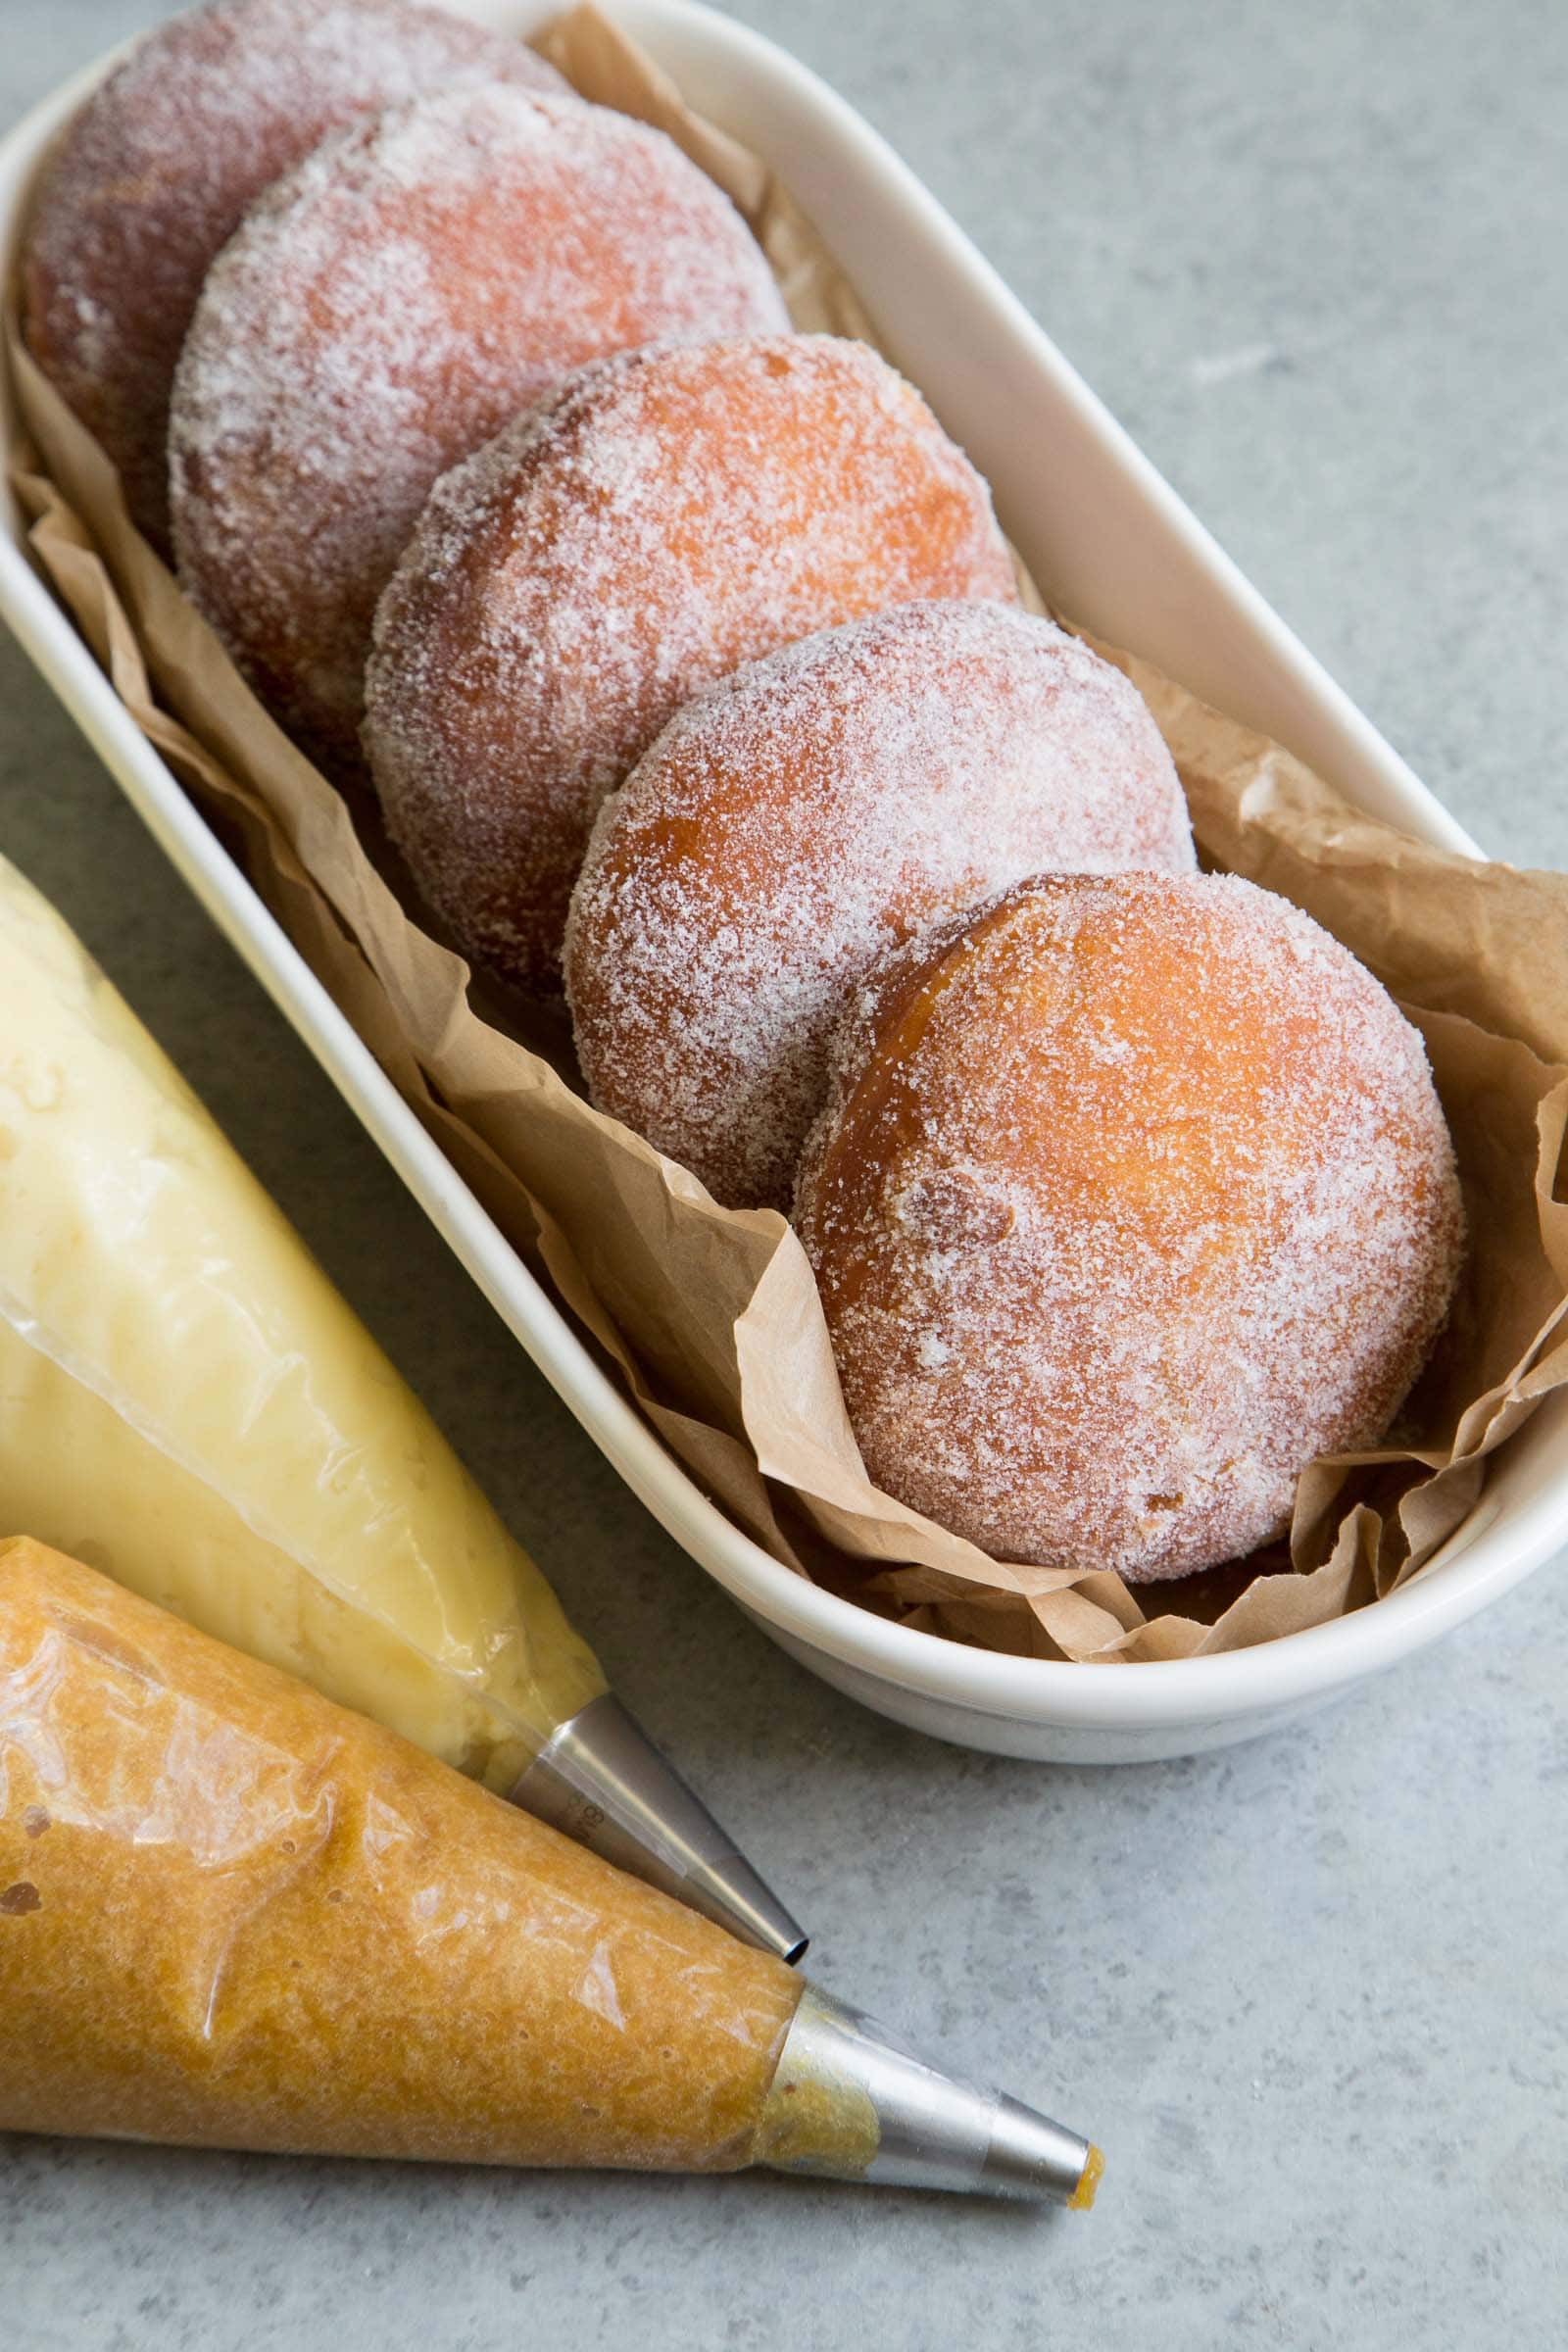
(3, 3, 1567, 2346)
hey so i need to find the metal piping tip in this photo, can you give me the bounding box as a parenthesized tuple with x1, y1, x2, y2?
(509, 1691, 808, 1963)
(757, 1987, 1098, 2206)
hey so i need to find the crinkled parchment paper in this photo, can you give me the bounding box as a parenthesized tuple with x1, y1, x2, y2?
(7, 2, 1567, 1663)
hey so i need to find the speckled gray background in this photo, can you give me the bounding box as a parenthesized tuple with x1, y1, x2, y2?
(3, 4, 1567, 2346)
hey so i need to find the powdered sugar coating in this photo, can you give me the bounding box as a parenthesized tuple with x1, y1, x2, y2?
(170, 82, 787, 771)
(22, 0, 565, 552)
(366, 335, 1019, 994)
(794, 872, 1465, 1583)
(566, 600, 1195, 1209)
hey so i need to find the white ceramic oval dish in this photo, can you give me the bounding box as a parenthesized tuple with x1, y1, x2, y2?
(1, 1, 1563, 1763)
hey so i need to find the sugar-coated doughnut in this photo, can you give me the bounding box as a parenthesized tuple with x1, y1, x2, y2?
(170, 83, 787, 771)
(22, 0, 565, 552)
(794, 872, 1465, 1583)
(367, 336, 1019, 995)
(566, 601, 1195, 1208)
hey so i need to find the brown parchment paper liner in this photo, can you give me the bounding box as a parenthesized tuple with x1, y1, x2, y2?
(6, 2, 1568, 1667)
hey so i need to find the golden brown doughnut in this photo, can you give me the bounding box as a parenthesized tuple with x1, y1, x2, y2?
(794, 872, 1464, 1583)
(566, 601, 1195, 1208)
(169, 83, 788, 771)
(21, 0, 566, 552)
(367, 335, 1019, 995)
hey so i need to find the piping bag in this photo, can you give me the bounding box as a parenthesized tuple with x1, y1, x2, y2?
(0, 855, 801, 1960)
(0, 1538, 1100, 2204)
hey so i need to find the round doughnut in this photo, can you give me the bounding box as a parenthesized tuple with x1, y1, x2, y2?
(793, 871, 1464, 1584)
(170, 84, 788, 772)
(21, 0, 566, 553)
(566, 601, 1196, 1209)
(366, 335, 1019, 996)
